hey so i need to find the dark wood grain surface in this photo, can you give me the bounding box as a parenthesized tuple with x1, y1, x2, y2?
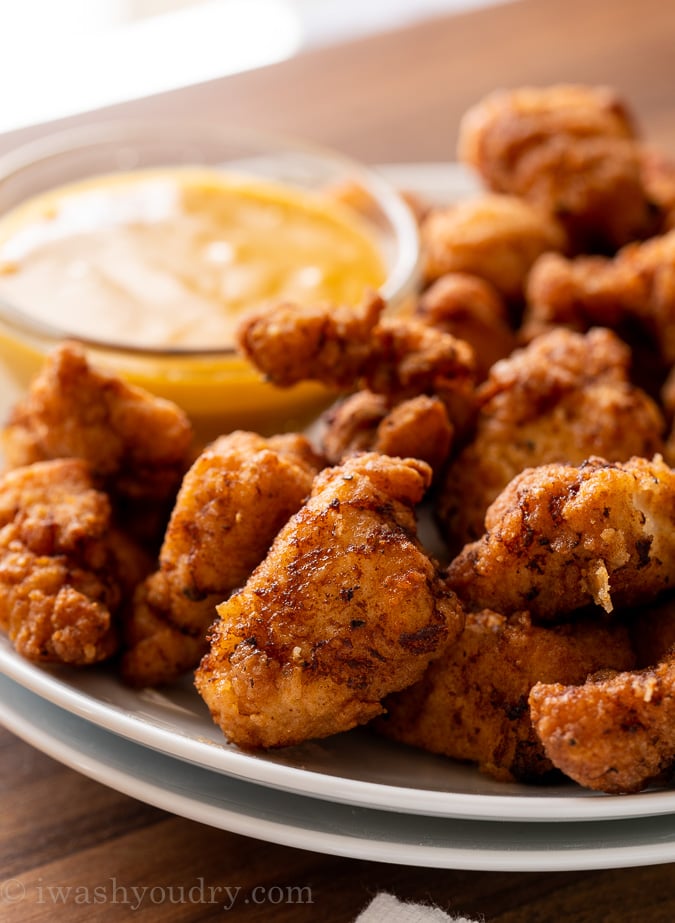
(3, 0, 675, 919)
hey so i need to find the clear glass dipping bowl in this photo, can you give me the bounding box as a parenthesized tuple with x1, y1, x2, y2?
(0, 121, 420, 440)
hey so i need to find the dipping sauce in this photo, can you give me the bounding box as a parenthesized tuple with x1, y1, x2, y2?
(0, 167, 386, 350)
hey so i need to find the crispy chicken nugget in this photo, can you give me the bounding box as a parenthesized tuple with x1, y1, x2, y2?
(377, 610, 635, 783)
(523, 231, 675, 369)
(195, 453, 464, 749)
(530, 651, 675, 793)
(0, 459, 147, 665)
(121, 431, 322, 687)
(322, 392, 453, 475)
(458, 84, 656, 252)
(446, 455, 675, 621)
(237, 290, 385, 390)
(237, 291, 476, 401)
(436, 328, 664, 551)
(2, 342, 194, 504)
(415, 272, 517, 380)
(421, 195, 565, 303)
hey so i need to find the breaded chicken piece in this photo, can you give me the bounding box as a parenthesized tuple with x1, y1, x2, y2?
(2, 342, 194, 505)
(0, 459, 147, 665)
(322, 392, 453, 475)
(237, 290, 385, 390)
(436, 328, 664, 551)
(195, 453, 464, 749)
(458, 84, 656, 252)
(121, 431, 322, 687)
(523, 231, 675, 370)
(446, 455, 675, 621)
(415, 273, 517, 380)
(377, 610, 635, 783)
(530, 650, 675, 793)
(237, 291, 476, 401)
(421, 195, 565, 303)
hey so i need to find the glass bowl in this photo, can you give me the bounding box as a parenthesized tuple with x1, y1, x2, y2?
(0, 121, 420, 440)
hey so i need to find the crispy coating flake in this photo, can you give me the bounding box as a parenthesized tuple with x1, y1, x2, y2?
(446, 455, 675, 621)
(2, 342, 194, 504)
(0, 459, 147, 665)
(524, 231, 675, 369)
(529, 651, 675, 793)
(322, 392, 453, 475)
(195, 453, 464, 749)
(416, 273, 517, 380)
(458, 84, 656, 252)
(436, 328, 664, 551)
(121, 431, 322, 687)
(237, 291, 476, 401)
(421, 195, 565, 302)
(377, 610, 635, 783)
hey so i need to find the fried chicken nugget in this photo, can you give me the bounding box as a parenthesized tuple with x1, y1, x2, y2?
(377, 610, 635, 783)
(458, 84, 656, 252)
(524, 231, 675, 369)
(436, 328, 664, 551)
(529, 651, 675, 793)
(237, 291, 476, 401)
(421, 195, 565, 304)
(415, 272, 517, 380)
(195, 453, 464, 749)
(322, 392, 453, 475)
(446, 455, 675, 621)
(2, 342, 194, 504)
(121, 431, 322, 687)
(0, 459, 147, 665)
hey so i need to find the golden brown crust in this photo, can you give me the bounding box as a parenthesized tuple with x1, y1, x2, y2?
(378, 610, 635, 783)
(416, 272, 517, 380)
(446, 455, 675, 621)
(436, 328, 665, 550)
(121, 431, 322, 687)
(322, 391, 453, 474)
(458, 84, 656, 253)
(530, 651, 675, 793)
(523, 231, 675, 371)
(236, 291, 476, 402)
(421, 195, 565, 302)
(237, 290, 385, 390)
(195, 453, 464, 749)
(0, 459, 145, 665)
(2, 342, 194, 505)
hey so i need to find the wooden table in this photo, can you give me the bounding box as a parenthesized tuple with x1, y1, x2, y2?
(2, 0, 675, 919)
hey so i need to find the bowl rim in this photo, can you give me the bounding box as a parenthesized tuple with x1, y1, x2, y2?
(0, 118, 421, 358)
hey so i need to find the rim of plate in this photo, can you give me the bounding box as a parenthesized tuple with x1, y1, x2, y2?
(2, 636, 675, 824)
(3, 673, 675, 872)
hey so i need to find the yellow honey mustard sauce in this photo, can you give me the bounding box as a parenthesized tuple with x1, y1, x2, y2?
(0, 167, 388, 437)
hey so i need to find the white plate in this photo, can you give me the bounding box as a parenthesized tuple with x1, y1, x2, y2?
(1, 163, 674, 827)
(4, 672, 675, 872)
(3, 632, 675, 824)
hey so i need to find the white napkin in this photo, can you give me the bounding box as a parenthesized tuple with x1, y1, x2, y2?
(355, 892, 479, 922)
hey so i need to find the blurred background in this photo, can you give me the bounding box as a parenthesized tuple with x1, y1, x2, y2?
(2, 0, 505, 133)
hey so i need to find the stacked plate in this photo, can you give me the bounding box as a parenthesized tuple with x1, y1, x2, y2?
(3, 628, 675, 872)
(1, 165, 675, 872)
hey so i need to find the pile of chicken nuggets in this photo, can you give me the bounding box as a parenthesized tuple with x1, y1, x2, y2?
(3, 84, 675, 796)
